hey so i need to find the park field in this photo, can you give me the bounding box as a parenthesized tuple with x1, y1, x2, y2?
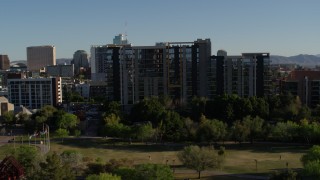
(0, 137, 310, 179)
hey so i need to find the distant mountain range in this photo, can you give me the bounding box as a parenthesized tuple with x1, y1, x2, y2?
(271, 54, 320, 67)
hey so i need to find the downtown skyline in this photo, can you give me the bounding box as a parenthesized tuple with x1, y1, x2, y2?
(0, 0, 319, 61)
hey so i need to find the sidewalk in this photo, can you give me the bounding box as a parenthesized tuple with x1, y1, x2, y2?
(0, 136, 13, 147)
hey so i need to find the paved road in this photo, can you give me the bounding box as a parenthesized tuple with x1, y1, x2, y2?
(0, 136, 13, 147)
(174, 169, 269, 180)
(0, 136, 50, 154)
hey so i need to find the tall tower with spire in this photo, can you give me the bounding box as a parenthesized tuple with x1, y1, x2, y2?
(113, 34, 129, 45)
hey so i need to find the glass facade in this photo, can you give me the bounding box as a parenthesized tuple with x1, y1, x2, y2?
(8, 78, 60, 109)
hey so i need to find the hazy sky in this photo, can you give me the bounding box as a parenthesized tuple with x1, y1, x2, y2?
(0, 0, 319, 61)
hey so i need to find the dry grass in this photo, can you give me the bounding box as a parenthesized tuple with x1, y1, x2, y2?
(0, 138, 310, 179)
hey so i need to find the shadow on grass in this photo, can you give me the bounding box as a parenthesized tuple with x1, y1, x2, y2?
(220, 142, 311, 154)
(52, 138, 311, 154)
(53, 138, 183, 152)
(175, 172, 267, 180)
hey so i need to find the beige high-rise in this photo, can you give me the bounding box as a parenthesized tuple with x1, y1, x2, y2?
(27, 45, 56, 71)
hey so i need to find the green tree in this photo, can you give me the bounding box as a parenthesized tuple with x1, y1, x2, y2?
(103, 101, 122, 117)
(299, 119, 318, 144)
(55, 128, 69, 142)
(285, 96, 302, 121)
(231, 120, 250, 143)
(268, 95, 282, 121)
(250, 97, 269, 119)
(103, 113, 131, 138)
(197, 115, 227, 143)
(161, 110, 185, 141)
(135, 164, 174, 180)
(57, 112, 79, 130)
(159, 95, 173, 110)
(301, 145, 320, 178)
(86, 173, 121, 180)
(12, 145, 42, 178)
(30, 105, 58, 131)
(38, 105, 58, 118)
(2, 111, 16, 126)
(224, 104, 234, 124)
(178, 145, 224, 179)
(113, 168, 139, 180)
(105, 158, 134, 172)
(231, 97, 253, 120)
(303, 160, 320, 178)
(70, 91, 85, 102)
(61, 150, 84, 175)
(242, 116, 264, 143)
(270, 169, 298, 180)
(133, 122, 155, 142)
(38, 152, 75, 180)
(17, 112, 31, 124)
(312, 104, 320, 118)
(190, 96, 207, 121)
(85, 163, 106, 175)
(184, 117, 198, 141)
(297, 105, 311, 121)
(272, 121, 300, 142)
(301, 145, 320, 166)
(130, 97, 165, 125)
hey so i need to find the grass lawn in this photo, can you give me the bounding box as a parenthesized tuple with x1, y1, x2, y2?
(50, 138, 180, 165)
(222, 143, 309, 174)
(1, 137, 310, 179)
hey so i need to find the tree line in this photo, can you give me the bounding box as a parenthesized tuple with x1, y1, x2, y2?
(1, 93, 320, 144)
(97, 94, 320, 144)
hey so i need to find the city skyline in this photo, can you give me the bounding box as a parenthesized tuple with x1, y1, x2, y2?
(0, 0, 319, 61)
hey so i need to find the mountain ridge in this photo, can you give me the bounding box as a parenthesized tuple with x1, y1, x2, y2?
(271, 54, 320, 66)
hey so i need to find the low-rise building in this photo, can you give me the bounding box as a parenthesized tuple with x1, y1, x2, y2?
(46, 64, 74, 77)
(0, 96, 14, 116)
(281, 70, 320, 107)
(7, 77, 62, 109)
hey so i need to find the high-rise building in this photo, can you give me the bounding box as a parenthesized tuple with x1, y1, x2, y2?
(90, 38, 212, 107)
(90, 45, 123, 101)
(0, 55, 10, 70)
(242, 53, 271, 97)
(113, 34, 129, 45)
(7, 77, 62, 109)
(211, 51, 271, 98)
(27, 45, 56, 71)
(72, 50, 89, 75)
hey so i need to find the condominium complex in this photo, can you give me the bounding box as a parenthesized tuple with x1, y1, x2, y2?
(90, 45, 122, 101)
(211, 51, 271, 98)
(27, 45, 56, 71)
(7, 77, 62, 109)
(90, 39, 212, 106)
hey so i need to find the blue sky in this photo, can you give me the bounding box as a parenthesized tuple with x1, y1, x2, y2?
(0, 0, 319, 60)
